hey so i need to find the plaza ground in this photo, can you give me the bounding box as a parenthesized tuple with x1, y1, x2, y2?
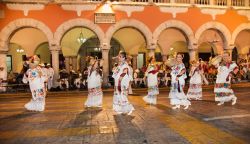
(0, 83, 250, 144)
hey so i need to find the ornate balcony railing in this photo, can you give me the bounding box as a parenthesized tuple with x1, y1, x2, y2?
(2, 0, 250, 8)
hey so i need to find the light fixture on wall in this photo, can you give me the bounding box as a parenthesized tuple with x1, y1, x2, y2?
(16, 48, 24, 53)
(77, 29, 87, 44)
(94, 47, 101, 51)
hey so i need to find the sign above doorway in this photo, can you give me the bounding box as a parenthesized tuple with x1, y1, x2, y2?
(95, 13, 115, 24)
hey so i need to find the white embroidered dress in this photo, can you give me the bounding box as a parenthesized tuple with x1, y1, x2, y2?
(85, 67, 103, 107)
(214, 62, 238, 103)
(23, 67, 46, 111)
(143, 64, 159, 104)
(112, 61, 134, 114)
(169, 63, 191, 106)
(187, 66, 202, 100)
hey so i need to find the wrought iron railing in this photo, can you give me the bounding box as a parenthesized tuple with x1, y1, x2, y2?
(2, 0, 250, 7)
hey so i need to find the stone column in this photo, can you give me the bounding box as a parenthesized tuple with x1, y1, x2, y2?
(72, 56, 77, 71)
(64, 56, 70, 72)
(148, 49, 155, 58)
(50, 48, 60, 85)
(132, 54, 137, 70)
(225, 45, 234, 60)
(101, 45, 110, 87)
(0, 51, 7, 77)
(147, 42, 157, 58)
(189, 49, 198, 62)
(0, 51, 7, 92)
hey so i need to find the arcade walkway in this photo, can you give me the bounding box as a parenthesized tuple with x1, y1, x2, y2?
(0, 83, 250, 144)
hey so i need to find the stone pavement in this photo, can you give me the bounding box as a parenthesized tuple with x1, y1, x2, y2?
(0, 83, 250, 144)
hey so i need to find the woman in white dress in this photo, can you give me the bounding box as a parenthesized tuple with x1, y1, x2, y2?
(112, 51, 134, 115)
(23, 55, 46, 112)
(143, 57, 159, 105)
(187, 60, 208, 100)
(169, 53, 191, 109)
(85, 59, 103, 107)
(214, 52, 238, 105)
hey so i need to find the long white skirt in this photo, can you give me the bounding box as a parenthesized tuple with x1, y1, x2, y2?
(25, 97, 45, 112)
(169, 81, 190, 106)
(187, 84, 202, 100)
(187, 73, 202, 100)
(143, 85, 159, 104)
(113, 89, 134, 114)
(214, 83, 236, 102)
(85, 86, 103, 107)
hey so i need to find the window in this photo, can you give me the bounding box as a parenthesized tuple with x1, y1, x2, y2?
(6, 55, 12, 72)
(155, 52, 162, 62)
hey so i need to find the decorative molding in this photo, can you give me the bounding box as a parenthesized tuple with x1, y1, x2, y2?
(237, 10, 250, 21)
(112, 5, 144, 17)
(6, 4, 44, 16)
(159, 7, 188, 18)
(61, 4, 96, 16)
(200, 8, 226, 20)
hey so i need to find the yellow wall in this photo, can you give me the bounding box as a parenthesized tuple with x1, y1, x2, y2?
(8, 43, 25, 73)
(35, 42, 51, 64)
(61, 27, 96, 56)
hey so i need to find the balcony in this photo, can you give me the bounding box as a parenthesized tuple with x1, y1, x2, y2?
(2, 0, 250, 9)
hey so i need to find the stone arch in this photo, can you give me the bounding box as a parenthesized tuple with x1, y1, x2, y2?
(0, 18, 53, 51)
(54, 18, 105, 48)
(195, 21, 231, 48)
(153, 20, 195, 49)
(232, 23, 250, 44)
(105, 19, 153, 49)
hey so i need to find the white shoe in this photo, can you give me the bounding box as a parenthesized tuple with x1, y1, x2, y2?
(217, 102, 224, 106)
(232, 97, 237, 105)
(184, 105, 189, 109)
(172, 105, 180, 109)
(128, 110, 133, 115)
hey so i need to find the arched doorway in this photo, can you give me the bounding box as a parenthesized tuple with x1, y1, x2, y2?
(8, 27, 48, 73)
(78, 37, 102, 70)
(157, 28, 190, 67)
(197, 29, 225, 61)
(234, 29, 250, 60)
(110, 27, 147, 69)
(60, 27, 98, 72)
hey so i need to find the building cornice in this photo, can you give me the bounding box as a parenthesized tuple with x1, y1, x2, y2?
(6, 3, 45, 16)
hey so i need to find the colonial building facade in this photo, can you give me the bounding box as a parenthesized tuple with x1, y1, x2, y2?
(0, 0, 249, 85)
